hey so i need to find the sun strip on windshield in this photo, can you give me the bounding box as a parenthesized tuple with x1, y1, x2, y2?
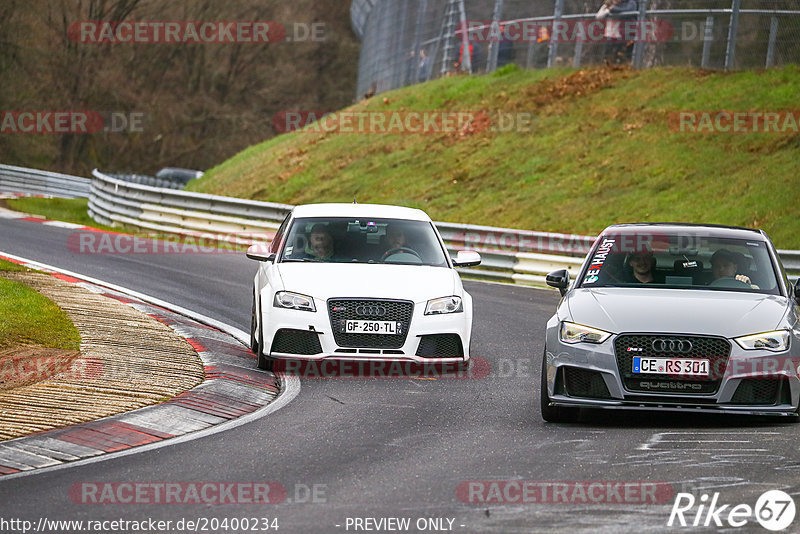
(583, 238, 615, 285)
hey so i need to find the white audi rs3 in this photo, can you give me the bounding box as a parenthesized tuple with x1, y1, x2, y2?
(246, 203, 481, 370)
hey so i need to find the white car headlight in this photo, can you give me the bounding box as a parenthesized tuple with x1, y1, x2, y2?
(734, 330, 790, 352)
(274, 291, 316, 312)
(425, 296, 463, 315)
(560, 321, 612, 344)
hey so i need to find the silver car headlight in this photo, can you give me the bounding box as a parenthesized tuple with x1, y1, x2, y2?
(734, 330, 789, 352)
(560, 321, 612, 344)
(425, 296, 463, 315)
(274, 291, 316, 312)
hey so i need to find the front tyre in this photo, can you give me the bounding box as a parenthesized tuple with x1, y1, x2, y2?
(257, 349, 276, 371)
(540, 351, 579, 423)
(252, 293, 276, 371)
(250, 294, 259, 354)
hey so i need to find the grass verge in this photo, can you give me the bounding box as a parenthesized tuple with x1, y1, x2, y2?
(5, 197, 118, 232)
(0, 259, 81, 351)
(186, 65, 800, 248)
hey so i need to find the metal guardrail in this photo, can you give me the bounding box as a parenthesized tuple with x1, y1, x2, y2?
(88, 169, 293, 245)
(354, 0, 800, 99)
(87, 169, 800, 282)
(107, 168, 204, 190)
(778, 250, 800, 274)
(108, 173, 184, 190)
(88, 169, 588, 284)
(1, 164, 797, 283)
(0, 164, 90, 199)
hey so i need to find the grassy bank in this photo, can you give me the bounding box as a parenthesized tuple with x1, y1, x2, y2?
(185, 65, 800, 248)
(0, 259, 81, 350)
(5, 197, 118, 232)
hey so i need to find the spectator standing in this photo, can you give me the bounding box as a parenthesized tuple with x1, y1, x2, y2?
(496, 24, 515, 68)
(418, 48, 432, 83)
(596, 0, 638, 64)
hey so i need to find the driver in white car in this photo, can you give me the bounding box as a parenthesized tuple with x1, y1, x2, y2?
(386, 225, 407, 249)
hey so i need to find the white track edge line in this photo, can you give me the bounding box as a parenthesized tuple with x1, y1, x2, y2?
(0, 250, 300, 482)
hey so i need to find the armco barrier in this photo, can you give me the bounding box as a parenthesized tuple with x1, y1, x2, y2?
(778, 250, 800, 273)
(1, 164, 797, 283)
(89, 169, 293, 245)
(86, 169, 800, 282)
(0, 164, 90, 199)
(88, 169, 587, 284)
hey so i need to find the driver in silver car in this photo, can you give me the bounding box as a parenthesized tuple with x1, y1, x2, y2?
(710, 248, 756, 287)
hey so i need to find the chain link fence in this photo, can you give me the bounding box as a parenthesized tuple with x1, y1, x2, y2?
(352, 0, 800, 98)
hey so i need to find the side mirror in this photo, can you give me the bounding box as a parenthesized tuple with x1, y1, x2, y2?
(794, 278, 800, 304)
(546, 269, 570, 296)
(452, 250, 481, 268)
(246, 244, 276, 263)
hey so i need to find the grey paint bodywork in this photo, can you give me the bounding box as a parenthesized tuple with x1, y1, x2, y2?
(543, 223, 800, 417)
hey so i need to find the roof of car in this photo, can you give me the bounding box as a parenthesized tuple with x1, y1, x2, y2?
(601, 223, 767, 241)
(290, 203, 432, 221)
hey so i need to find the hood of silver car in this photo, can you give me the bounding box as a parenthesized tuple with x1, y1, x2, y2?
(566, 288, 788, 338)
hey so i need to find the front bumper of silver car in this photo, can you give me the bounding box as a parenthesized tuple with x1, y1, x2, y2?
(543, 325, 800, 417)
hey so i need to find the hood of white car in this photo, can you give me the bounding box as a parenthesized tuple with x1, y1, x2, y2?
(276, 263, 459, 303)
(566, 288, 788, 338)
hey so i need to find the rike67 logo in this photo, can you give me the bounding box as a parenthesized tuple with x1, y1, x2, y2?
(669, 490, 796, 531)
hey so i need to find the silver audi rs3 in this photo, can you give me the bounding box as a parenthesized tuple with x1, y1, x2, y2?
(541, 223, 800, 423)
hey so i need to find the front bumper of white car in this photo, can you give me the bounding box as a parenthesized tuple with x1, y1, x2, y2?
(260, 294, 471, 365)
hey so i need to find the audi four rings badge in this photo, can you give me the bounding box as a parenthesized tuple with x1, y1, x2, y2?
(355, 305, 387, 317)
(651, 339, 694, 353)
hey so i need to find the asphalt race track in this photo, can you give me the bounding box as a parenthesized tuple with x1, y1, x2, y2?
(1, 217, 799, 533)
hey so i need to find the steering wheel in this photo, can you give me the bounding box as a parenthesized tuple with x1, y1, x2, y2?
(381, 247, 422, 261)
(708, 277, 751, 289)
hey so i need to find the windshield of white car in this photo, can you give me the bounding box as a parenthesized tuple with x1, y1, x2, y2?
(279, 217, 449, 266)
(577, 231, 782, 295)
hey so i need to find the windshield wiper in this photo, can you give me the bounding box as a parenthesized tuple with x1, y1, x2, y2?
(282, 257, 322, 262)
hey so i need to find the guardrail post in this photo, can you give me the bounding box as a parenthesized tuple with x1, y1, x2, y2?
(525, 25, 539, 69)
(410, 0, 427, 83)
(486, 0, 505, 73)
(547, 0, 564, 68)
(701, 15, 714, 69)
(724, 0, 741, 70)
(766, 16, 779, 68)
(631, 0, 648, 69)
(573, 39, 583, 68)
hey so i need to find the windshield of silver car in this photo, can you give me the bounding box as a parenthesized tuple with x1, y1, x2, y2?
(578, 231, 781, 295)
